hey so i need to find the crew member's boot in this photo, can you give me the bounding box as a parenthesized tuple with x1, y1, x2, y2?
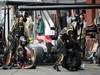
(53, 64, 61, 71)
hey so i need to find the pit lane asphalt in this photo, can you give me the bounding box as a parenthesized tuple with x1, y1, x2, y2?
(0, 63, 100, 75)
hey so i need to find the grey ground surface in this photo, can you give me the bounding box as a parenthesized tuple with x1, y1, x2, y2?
(0, 63, 100, 75)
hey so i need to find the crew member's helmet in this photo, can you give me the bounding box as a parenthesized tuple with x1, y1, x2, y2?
(19, 36, 27, 46)
(66, 25, 74, 35)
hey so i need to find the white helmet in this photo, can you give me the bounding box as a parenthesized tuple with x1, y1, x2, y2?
(20, 36, 26, 42)
(19, 36, 27, 46)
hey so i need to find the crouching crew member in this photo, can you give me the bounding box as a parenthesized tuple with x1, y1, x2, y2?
(53, 25, 82, 71)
